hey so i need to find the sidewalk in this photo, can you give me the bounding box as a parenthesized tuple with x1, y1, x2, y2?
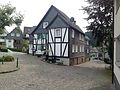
(0, 61, 19, 74)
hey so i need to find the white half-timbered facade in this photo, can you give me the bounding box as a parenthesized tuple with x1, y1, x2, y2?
(48, 28, 68, 57)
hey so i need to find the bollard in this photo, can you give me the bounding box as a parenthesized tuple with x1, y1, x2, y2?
(2, 56, 4, 64)
(16, 57, 18, 68)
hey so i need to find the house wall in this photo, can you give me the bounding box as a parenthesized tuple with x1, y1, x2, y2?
(114, 0, 120, 89)
(69, 28, 86, 65)
(48, 27, 69, 58)
(29, 44, 33, 54)
(6, 39, 14, 48)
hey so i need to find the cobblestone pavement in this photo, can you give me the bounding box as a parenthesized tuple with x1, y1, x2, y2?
(0, 52, 115, 90)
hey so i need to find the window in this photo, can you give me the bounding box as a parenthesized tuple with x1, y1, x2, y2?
(82, 45, 84, 52)
(87, 41, 89, 45)
(72, 29, 74, 38)
(26, 34, 29, 37)
(79, 45, 82, 52)
(11, 33, 15, 36)
(43, 22, 48, 28)
(55, 28, 61, 37)
(79, 33, 81, 40)
(72, 45, 75, 53)
(81, 35, 84, 41)
(34, 34, 37, 39)
(8, 45, 11, 48)
(16, 33, 20, 37)
(8, 40, 11, 42)
(87, 49, 89, 53)
(116, 0, 120, 14)
(75, 45, 78, 52)
(37, 45, 41, 50)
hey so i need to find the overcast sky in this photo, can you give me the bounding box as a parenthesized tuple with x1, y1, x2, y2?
(1, 0, 88, 32)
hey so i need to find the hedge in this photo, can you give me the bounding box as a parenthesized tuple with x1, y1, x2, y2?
(0, 48, 8, 52)
(0, 56, 14, 62)
(8, 48, 22, 52)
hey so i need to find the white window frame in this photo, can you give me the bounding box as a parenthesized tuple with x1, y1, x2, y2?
(79, 45, 82, 52)
(16, 33, 20, 37)
(76, 45, 78, 52)
(87, 41, 89, 45)
(55, 28, 61, 37)
(87, 49, 89, 53)
(82, 45, 84, 52)
(72, 45, 75, 53)
(34, 34, 37, 39)
(72, 29, 75, 38)
(79, 33, 81, 40)
(11, 33, 15, 36)
(43, 22, 48, 28)
(26, 34, 29, 37)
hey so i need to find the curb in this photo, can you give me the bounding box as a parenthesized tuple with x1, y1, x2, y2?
(0, 68, 20, 74)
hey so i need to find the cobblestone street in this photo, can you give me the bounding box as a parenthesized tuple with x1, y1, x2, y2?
(0, 53, 114, 90)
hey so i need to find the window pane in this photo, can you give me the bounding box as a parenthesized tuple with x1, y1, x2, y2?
(55, 28, 61, 37)
(11, 33, 15, 36)
(72, 30, 74, 38)
(16, 33, 20, 37)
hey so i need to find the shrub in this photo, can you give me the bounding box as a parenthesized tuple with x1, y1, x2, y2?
(2, 56, 15, 62)
(0, 48, 8, 52)
(8, 48, 22, 52)
(104, 58, 111, 64)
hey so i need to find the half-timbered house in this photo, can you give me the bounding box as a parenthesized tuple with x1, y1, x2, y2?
(30, 5, 86, 65)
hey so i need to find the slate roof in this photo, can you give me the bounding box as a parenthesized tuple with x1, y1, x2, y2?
(32, 5, 84, 34)
(6, 28, 23, 40)
(52, 6, 84, 33)
(24, 26, 36, 35)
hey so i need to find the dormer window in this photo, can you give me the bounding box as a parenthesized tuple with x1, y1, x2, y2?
(43, 22, 48, 28)
(11, 33, 15, 36)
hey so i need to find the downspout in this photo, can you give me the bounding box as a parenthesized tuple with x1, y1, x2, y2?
(112, 5, 114, 84)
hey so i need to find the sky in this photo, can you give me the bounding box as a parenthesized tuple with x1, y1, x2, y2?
(0, 0, 89, 32)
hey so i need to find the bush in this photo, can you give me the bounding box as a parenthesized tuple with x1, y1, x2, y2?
(0, 56, 15, 62)
(8, 48, 22, 52)
(0, 48, 8, 52)
(104, 58, 111, 64)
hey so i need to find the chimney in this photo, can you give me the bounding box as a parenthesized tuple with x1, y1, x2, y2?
(70, 17, 76, 24)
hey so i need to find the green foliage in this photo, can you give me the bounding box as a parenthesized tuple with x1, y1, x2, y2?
(0, 55, 14, 62)
(22, 39, 29, 49)
(8, 48, 22, 52)
(82, 0, 113, 60)
(0, 48, 8, 52)
(0, 3, 24, 34)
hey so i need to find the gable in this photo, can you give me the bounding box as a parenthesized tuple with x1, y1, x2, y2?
(6, 28, 23, 40)
(47, 15, 69, 29)
(33, 6, 59, 34)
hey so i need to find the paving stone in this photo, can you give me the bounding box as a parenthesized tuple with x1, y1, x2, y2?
(0, 52, 115, 90)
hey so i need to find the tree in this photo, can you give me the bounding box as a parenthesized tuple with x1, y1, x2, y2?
(82, 0, 113, 60)
(0, 3, 23, 34)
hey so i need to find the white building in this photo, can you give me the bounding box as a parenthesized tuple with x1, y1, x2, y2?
(114, 0, 120, 89)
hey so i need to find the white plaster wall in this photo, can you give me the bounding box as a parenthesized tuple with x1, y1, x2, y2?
(29, 44, 33, 54)
(6, 39, 14, 48)
(114, 0, 120, 85)
(114, 0, 120, 38)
